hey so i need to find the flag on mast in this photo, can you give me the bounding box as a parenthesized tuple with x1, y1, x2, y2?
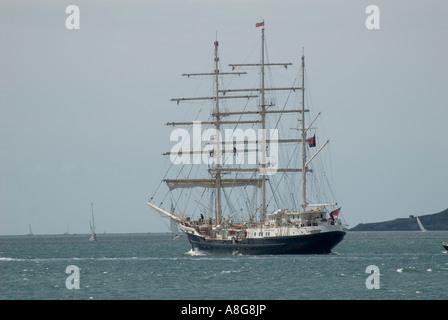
(330, 208, 341, 220)
(306, 135, 316, 147)
(255, 21, 265, 27)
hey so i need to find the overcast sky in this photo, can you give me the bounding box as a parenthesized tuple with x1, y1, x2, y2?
(1, 0, 447, 235)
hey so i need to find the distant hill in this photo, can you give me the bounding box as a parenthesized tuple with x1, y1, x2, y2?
(349, 208, 448, 231)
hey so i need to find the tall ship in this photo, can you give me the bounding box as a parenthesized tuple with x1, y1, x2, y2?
(148, 22, 346, 254)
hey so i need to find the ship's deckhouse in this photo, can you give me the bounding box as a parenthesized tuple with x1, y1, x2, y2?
(267, 209, 328, 227)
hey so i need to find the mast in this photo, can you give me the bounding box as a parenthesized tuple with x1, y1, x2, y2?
(301, 54, 307, 213)
(260, 25, 267, 224)
(214, 39, 222, 226)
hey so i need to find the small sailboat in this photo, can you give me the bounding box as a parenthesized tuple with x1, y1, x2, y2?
(26, 225, 33, 236)
(89, 202, 97, 241)
(416, 216, 427, 232)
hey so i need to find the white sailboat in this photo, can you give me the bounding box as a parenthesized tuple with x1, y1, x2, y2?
(147, 22, 345, 254)
(416, 216, 427, 232)
(89, 202, 97, 241)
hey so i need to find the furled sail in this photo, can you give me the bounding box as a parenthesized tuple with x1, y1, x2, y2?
(164, 178, 263, 190)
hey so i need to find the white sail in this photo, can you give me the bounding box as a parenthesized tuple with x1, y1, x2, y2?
(164, 178, 263, 190)
(416, 216, 427, 232)
(89, 202, 97, 241)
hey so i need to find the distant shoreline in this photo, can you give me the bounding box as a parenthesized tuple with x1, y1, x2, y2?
(2, 209, 448, 235)
(349, 208, 448, 231)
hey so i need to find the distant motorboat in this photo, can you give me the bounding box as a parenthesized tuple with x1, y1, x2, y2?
(443, 242, 448, 251)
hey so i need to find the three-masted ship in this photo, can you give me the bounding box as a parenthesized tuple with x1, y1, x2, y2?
(148, 22, 346, 254)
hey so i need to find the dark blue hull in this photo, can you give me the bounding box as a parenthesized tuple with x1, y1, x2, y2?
(185, 231, 346, 255)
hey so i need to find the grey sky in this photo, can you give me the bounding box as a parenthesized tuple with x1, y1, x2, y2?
(1, 0, 447, 235)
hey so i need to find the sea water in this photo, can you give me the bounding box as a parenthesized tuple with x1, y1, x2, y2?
(1, 231, 447, 300)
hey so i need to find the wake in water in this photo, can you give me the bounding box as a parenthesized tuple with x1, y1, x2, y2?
(184, 249, 243, 257)
(0, 257, 25, 262)
(185, 249, 207, 256)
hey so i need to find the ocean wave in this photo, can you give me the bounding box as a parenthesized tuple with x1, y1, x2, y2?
(0, 257, 25, 262)
(0, 256, 183, 263)
(220, 270, 242, 274)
